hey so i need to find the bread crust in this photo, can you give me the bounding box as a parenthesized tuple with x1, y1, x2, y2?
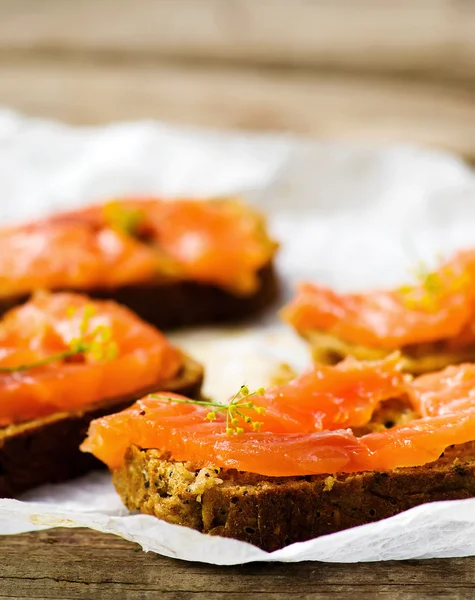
(0, 263, 279, 330)
(0, 354, 203, 498)
(113, 442, 475, 552)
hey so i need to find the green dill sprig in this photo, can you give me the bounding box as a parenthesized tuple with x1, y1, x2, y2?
(398, 260, 443, 311)
(398, 256, 469, 312)
(103, 201, 145, 236)
(397, 239, 445, 311)
(151, 385, 267, 436)
(0, 305, 118, 374)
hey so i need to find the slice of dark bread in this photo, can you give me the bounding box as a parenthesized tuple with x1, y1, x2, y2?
(0, 264, 279, 331)
(0, 354, 203, 498)
(113, 442, 475, 552)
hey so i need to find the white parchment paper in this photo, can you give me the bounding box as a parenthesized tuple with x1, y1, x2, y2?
(1, 108, 475, 563)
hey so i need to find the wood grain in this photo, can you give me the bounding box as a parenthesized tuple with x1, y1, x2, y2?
(1, 527, 475, 599)
(1, 60, 475, 160)
(0, 0, 475, 80)
(1, 0, 475, 160)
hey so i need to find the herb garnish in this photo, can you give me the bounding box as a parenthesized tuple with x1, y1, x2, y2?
(152, 385, 267, 436)
(398, 257, 470, 312)
(103, 201, 145, 236)
(0, 305, 118, 373)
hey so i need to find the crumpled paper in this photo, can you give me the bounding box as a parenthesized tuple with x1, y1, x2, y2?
(1, 108, 475, 564)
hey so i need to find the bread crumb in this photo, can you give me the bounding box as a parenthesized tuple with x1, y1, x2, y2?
(323, 476, 336, 492)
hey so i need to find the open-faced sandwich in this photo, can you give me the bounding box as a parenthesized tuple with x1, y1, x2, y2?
(0, 198, 278, 329)
(0, 291, 203, 497)
(82, 355, 475, 551)
(282, 249, 475, 374)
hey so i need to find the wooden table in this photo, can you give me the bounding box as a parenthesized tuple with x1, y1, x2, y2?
(2, 528, 475, 599)
(1, 0, 475, 161)
(2, 1, 475, 597)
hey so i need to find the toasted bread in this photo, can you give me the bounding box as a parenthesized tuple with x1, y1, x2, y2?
(305, 330, 475, 375)
(113, 440, 475, 552)
(0, 263, 278, 331)
(78, 262, 278, 330)
(0, 353, 203, 498)
(110, 398, 475, 551)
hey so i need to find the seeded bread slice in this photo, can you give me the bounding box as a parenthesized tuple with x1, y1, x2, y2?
(0, 264, 279, 331)
(113, 442, 475, 552)
(305, 330, 475, 375)
(0, 354, 203, 498)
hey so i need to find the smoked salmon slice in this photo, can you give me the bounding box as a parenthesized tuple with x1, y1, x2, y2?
(282, 250, 475, 349)
(0, 198, 276, 298)
(0, 292, 182, 426)
(83, 353, 475, 476)
(81, 393, 475, 476)
(81, 355, 407, 470)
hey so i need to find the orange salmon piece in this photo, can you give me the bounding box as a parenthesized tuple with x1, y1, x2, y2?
(0, 292, 182, 426)
(144, 199, 274, 294)
(81, 394, 475, 476)
(81, 395, 363, 474)
(0, 222, 159, 296)
(359, 411, 475, 471)
(0, 198, 275, 297)
(409, 363, 475, 417)
(282, 250, 475, 349)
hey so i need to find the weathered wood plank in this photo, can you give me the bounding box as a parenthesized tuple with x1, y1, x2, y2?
(1, 528, 475, 599)
(0, 59, 474, 160)
(0, 0, 475, 79)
